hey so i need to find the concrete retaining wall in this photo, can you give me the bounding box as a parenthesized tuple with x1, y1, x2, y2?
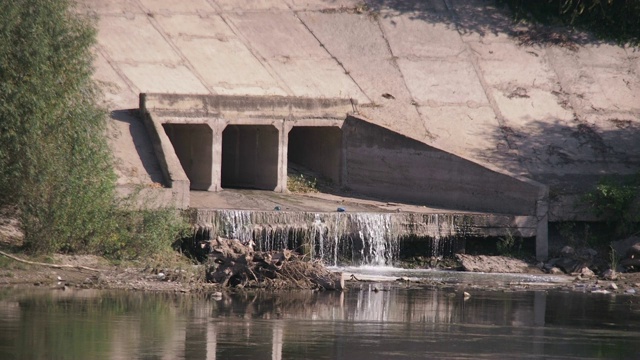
(139, 99, 190, 209)
(342, 116, 541, 215)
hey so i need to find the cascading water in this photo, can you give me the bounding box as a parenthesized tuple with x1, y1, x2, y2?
(352, 213, 397, 267)
(194, 209, 469, 267)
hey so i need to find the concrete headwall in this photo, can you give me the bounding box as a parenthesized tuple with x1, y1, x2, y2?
(140, 93, 353, 193)
(141, 93, 356, 120)
(342, 116, 542, 216)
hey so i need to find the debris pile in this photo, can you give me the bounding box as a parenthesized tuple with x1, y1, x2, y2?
(204, 237, 344, 291)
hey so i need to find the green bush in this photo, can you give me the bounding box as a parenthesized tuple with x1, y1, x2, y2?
(0, 0, 116, 254)
(102, 208, 191, 260)
(0, 0, 190, 259)
(499, 0, 640, 44)
(583, 176, 640, 236)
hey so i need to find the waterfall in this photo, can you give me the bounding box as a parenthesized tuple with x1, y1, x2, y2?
(193, 210, 470, 267)
(352, 213, 396, 267)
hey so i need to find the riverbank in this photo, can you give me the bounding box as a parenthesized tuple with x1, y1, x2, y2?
(2, 205, 639, 295)
(1, 250, 639, 297)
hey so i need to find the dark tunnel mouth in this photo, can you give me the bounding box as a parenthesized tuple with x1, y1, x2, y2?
(221, 124, 279, 190)
(287, 126, 343, 187)
(163, 123, 213, 190)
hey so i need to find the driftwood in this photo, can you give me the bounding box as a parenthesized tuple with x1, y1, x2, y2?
(0, 250, 100, 272)
(205, 237, 343, 290)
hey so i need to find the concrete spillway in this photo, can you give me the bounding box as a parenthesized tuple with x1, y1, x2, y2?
(191, 209, 535, 266)
(140, 93, 549, 260)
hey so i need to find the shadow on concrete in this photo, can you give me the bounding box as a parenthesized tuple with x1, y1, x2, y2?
(366, 0, 609, 48)
(476, 117, 640, 195)
(110, 110, 165, 185)
(302, 116, 543, 215)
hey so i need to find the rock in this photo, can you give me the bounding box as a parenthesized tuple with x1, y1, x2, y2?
(591, 289, 611, 294)
(577, 248, 598, 258)
(157, 272, 165, 280)
(620, 257, 640, 269)
(612, 236, 640, 259)
(609, 283, 618, 290)
(625, 288, 636, 294)
(556, 257, 579, 273)
(627, 243, 640, 259)
(602, 269, 618, 280)
(549, 267, 564, 275)
(455, 254, 539, 273)
(622, 244, 640, 271)
(578, 267, 595, 278)
(543, 258, 559, 272)
(560, 246, 575, 257)
(463, 291, 471, 299)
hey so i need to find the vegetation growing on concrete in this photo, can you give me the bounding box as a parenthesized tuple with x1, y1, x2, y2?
(499, 0, 640, 44)
(0, 0, 188, 259)
(287, 174, 319, 193)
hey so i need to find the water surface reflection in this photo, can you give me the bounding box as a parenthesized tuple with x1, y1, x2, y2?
(0, 286, 638, 359)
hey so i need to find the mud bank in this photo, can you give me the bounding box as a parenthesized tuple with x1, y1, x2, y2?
(0, 250, 639, 297)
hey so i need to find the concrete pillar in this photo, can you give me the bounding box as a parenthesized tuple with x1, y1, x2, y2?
(209, 121, 226, 192)
(535, 188, 549, 261)
(274, 120, 287, 193)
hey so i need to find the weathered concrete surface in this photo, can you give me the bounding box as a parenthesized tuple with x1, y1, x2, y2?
(83, 0, 640, 223)
(139, 91, 548, 258)
(190, 189, 539, 239)
(140, 93, 353, 195)
(342, 116, 542, 215)
(140, 93, 545, 213)
(192, 195, 539, 239)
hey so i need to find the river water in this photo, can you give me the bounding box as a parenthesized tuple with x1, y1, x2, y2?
(1, 275, 639, 360)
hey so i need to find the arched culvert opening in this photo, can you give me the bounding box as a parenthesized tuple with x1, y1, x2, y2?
(221, 125, 279, 190)
(162, 124, 212, 190)
(287, 126, 342, 190)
